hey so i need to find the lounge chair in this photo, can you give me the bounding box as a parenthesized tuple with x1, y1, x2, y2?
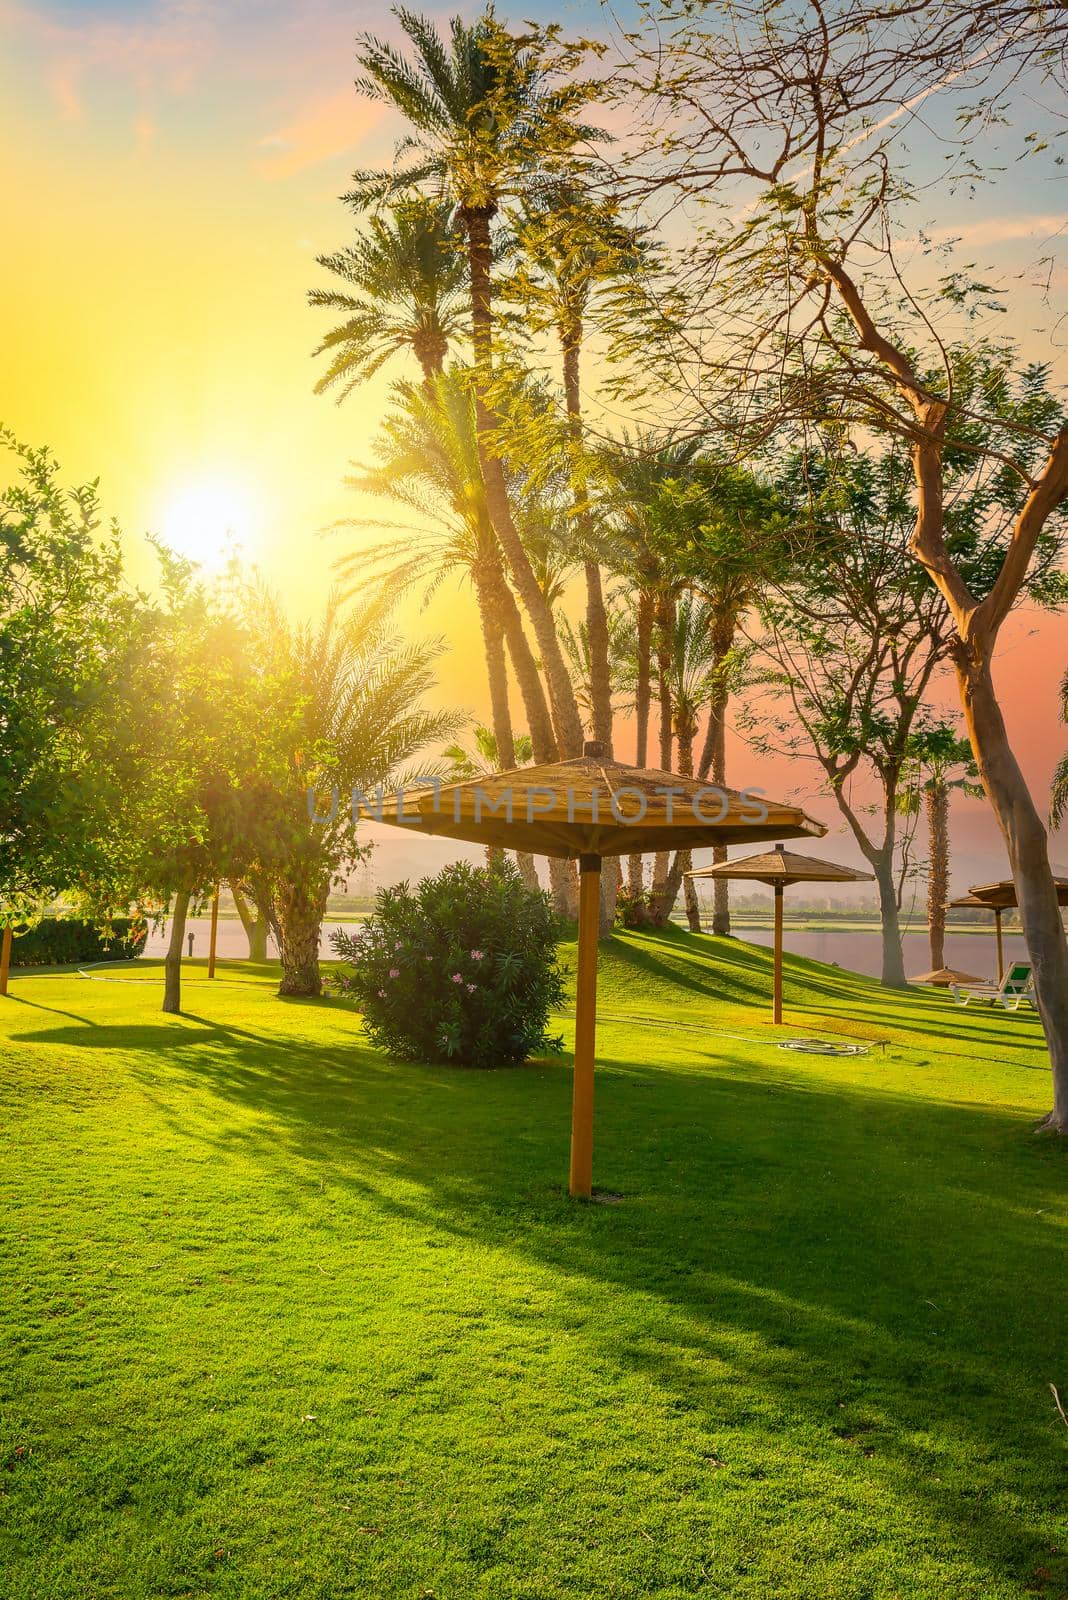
(950, 962, 1033, 1011)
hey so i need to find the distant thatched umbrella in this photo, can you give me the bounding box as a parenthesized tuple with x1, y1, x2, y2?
(362, 744, 824, 1197)
(910, 966, 986, 987)
(686, 844, 873, 1023)
(949, 876, 1068, 982)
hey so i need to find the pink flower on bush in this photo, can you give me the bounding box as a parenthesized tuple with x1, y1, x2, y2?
(425, 954, 433, 962)
(389, 968, 400, 979)
(377, 989, 387, 998)
(471, 949, 484, 960)
(394, 941, 403, 951)
(466, 983, 476, 993)
(451, 972, 463, 984)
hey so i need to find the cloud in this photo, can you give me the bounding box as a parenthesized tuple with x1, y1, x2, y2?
(929, 214, 1067, 249)
(256, 89, 383, 179)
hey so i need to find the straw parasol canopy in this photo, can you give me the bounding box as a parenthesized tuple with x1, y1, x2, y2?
(685, 843, 873, 1023)
(948, 876, 1068, 981)
(948, 892, 1010, 983)
(362, 744, 824, 1198)
(967, 876, 1068, 909)
(910, 966, 986, 987)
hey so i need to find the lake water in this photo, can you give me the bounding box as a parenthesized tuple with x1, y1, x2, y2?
(143, 916, 1023, 984)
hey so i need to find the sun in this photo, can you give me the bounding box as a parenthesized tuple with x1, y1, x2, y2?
(157, 475, 261, 570)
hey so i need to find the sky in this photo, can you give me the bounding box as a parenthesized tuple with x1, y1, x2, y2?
(3, 0, 1066, 891)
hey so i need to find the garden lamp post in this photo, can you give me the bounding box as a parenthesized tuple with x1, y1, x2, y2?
(366, 743, 823, 1198)
(686, 845, 873, 1024)
(0, 925, 11, 997)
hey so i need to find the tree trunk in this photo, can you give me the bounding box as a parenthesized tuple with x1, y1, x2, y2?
(163, 888, 190, 1014)
(475, 564, 517, 772)
(873, 853, 907, 988)
(516, 853, 539, 891)
(677, 729, 702, 933)
(650, 591, 675, 906)
(492, 565, 556, 762)
(276, 874, 328, 997)
(231, 882, 269, 962)
(926, 782, 949, 971)
(560, 320, 614, 758)
(696, 608, 738, 936)
(628, 589, 655, 897)
(707, 685, 732, 936)
(956, 651, 1068, 1131)
(461, 203, 584, 758)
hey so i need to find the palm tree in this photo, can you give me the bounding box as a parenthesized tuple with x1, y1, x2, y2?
(599, 436, 701, 897)
(348, 8, 591, 757)
(1052, 667, 1068, 829)
(337, 370, 556, 772)
(247, 594, 462, 996)
(310, 198, 467, 393)
(334, 369, 574, 910)
(899, 727, 984, 971)
(508, 185, 646, 757)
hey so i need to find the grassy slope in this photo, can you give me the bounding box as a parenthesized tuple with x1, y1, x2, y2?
(0, 928, 1064, 1600)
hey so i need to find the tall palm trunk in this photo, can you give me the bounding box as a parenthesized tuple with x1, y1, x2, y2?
(461, 204, 584, 758)
(163, 888, 191, 1014)
(488, 561, 576, 913)
(696, 607, 738, 936)
(925, 782, 949, 971)
(276, 870, 329, 997)
(475, 559, 538, 893)
(561, 323, 617, 933)
(650, 591, 675, 910)
(675, 718, 702, 933)
(627, 589, 654, 896)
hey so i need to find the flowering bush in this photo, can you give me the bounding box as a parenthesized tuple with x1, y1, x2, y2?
(331, 859, 565, 1068)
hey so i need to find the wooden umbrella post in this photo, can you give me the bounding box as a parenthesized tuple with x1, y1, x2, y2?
(570, 853, 601, 1200)
(773, 883, 784, 1025)
(0, 926, 11, 997)
(994, 907, 1004, 984)
(208, 886, 220, 980)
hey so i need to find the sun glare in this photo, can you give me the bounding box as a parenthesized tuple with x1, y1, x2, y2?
(158, 475, 261, 570)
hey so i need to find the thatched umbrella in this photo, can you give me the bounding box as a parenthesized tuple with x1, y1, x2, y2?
(950, 876, 1068, 982)
(910, 966, 986, 987)
(686, 844, 872, 1024)
(363, 743, 824, 1197)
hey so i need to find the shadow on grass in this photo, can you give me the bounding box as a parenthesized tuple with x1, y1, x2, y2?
(9, 949, 1066, 1592)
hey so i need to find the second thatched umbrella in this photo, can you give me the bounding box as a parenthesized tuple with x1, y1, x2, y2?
(950, 876, 1068, 982)
(686, 844, 873, 1023)
(362, 743, 824, 1197)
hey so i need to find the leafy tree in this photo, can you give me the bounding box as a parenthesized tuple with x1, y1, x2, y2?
(108, 553, 276, 1014)
(613, 0, 1068, 1125)
(0, 434, 145, 923)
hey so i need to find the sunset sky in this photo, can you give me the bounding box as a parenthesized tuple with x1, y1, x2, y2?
(4, 0, 1067, 888)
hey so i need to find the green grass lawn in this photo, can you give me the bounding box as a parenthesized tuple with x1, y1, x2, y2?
(1, 927, 1064, 1600)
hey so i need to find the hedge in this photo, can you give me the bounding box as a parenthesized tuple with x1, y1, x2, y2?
(9, 917, 147, 968)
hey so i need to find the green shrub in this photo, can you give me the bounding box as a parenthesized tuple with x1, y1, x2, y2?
(331, 859, 565, 1068)
(10, 917, 147, 968)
